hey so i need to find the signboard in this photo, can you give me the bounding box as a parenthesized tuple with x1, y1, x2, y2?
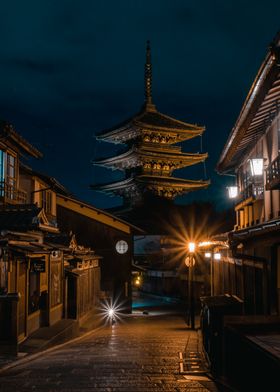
(31, 259, 45, 273)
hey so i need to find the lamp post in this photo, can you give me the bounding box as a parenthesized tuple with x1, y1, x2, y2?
(204, 251, 213, 295)
(204, 251, 221, 296)
(187, 242, 196, 330)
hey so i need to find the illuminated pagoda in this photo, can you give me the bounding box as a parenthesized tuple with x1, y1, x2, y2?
(92, 42, 209, 206)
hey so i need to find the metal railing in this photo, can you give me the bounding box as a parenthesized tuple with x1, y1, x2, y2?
(0, 180, 27, 203)
(239, 183, 264, 202)
(265, 154, 280, 190)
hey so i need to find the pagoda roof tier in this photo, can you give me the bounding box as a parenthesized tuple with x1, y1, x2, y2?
(96, 107, 205, 145)
(91, 42, 209, 204)
(91, 175, 209, 200)
(91, 177, 142, 201)
(91, 176, 136, 192)
(136, 175, 210, 192)
(93, 146, 208, 171)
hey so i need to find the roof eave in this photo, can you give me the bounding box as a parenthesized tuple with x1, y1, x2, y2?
(217, 40, 280, 173)
(2, 124, 43, 159)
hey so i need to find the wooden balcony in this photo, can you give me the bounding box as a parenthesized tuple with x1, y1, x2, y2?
(0, 181, 27, 204)
(244, 183, 264, 200)
(265, 154, 280, 190)
(236, 183, 264, 209)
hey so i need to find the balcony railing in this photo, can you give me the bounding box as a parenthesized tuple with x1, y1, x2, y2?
(238, 183, 264, 203)
(0, 180, 27, 204)
(265, 154, 280, 190)
(246, 183, 264, 200)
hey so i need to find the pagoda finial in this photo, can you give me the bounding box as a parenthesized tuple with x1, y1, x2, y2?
(144, 40, 156, 111)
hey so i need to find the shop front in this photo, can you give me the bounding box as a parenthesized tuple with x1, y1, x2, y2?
(0, 237, 64, 353)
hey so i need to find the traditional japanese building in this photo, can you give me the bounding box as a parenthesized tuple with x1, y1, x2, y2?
(92, 42, 209, 206)
(0, 121, 102, 353)
(216, 31, 280, 316)
(214, 33, 280, 391)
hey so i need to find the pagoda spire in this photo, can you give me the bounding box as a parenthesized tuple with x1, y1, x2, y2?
(144, 40, 156, 112)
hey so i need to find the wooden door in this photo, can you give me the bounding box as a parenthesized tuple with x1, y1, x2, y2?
(18, 261, 27, 340)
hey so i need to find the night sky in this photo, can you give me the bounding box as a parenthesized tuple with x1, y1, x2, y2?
(0, 1, 279, 210)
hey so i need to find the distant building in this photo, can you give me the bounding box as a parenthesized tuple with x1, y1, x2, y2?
(217, 31, 280, 315)
(56, 194, 143, 312)
(92, 42, 209, 208)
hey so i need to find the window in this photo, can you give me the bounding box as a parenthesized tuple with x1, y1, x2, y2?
(0, 150, 4, 197)
(6, 153, 16, 199)
(0, 151, 17, 200)
(41, 190, 52, 214)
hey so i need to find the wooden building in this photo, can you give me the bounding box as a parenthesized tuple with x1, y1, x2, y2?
(0, 121, 101, 353)
(216, 31, 280, 315)
(56, 194, 143, 312)
(92, 41, 209, 206)
(0, 121, 65, 353)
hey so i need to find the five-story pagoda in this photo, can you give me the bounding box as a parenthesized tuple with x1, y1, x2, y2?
(92, 42, 209, 206)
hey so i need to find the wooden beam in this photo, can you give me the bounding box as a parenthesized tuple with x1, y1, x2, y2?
(57, 196, 131, 234)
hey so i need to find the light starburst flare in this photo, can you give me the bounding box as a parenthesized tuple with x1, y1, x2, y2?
(98, 297, 126, 325)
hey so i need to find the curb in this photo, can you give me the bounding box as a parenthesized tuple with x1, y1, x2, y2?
(0, 323, 106, 374)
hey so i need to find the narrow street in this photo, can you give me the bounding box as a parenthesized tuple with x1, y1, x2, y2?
(0, 303, 223, 392)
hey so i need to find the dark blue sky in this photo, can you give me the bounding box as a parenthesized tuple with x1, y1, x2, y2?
(0, 1, 279, 210)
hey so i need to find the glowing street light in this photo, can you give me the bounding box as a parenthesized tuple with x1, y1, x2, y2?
(187, 241, 196, 330)
(188, 242, 196, 253)
(214, 252, 221, 260)
(227, 186, 238, 199)
(99, 298, 124, 325)
(203, 251, 221, 296)
(134, 276, 141, 287)
(199, 241, 227, 297)
(249, 158, 263, 176)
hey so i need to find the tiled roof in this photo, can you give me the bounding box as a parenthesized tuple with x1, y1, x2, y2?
(134, 109, 203, 131)
(97, 106, 204, 139)
(136, 175, 210, 188)
(217, 31, 280, 173)
(20, 164, 71, 196)
(0, 120, 42, 158)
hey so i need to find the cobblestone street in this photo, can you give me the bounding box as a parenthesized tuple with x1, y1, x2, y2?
(0, 308, 223, 391)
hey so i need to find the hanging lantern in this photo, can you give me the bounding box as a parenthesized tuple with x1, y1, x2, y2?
(227, 186, 238, 199)
(249, 158, 263, 176)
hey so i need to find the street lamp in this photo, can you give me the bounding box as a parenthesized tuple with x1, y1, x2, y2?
(227, 186, 238, 199)
(214, 252, 221, 260)
(249, 158, 263, 176)
(188, 242, 196, 253)
(203, 251, 220, 296)
(187, 242, 196, 330)
(204, 251, 214, 296)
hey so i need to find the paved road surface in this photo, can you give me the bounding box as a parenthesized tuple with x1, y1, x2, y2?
(0, 309, 221, 391)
